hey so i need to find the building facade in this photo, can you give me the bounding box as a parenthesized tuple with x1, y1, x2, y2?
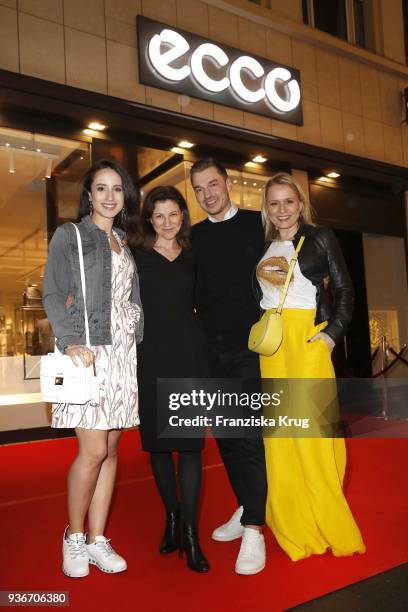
(0, 0, 407, 435)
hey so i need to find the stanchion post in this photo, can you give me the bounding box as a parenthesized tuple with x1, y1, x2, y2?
(380, 335, 389, 420)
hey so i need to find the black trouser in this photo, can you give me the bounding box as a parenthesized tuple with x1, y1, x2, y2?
(207, 343, 267, 526)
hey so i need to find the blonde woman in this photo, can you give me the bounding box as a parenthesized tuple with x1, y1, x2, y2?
(256, 172, 366, 561)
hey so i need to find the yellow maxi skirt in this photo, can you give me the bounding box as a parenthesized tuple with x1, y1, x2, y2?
(260, 309, 366, 561)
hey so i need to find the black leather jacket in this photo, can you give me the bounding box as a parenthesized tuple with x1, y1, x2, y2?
(256, 224, 354, 345)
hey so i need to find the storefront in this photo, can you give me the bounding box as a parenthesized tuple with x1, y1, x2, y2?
(0, 0, 407, 438)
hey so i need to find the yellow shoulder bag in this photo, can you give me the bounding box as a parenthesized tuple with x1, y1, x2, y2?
(248, 236, 305, 356)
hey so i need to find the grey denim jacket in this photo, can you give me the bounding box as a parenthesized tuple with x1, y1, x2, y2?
(43, 216, 144, 353)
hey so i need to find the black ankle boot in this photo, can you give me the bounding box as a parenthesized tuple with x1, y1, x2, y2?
(180, 524, 210, 573)
(159, 508, 180, 554)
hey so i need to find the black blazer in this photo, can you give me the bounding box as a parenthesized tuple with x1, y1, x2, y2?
(255, 224, 354, 345)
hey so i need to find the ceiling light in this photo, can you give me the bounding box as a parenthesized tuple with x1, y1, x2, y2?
(326, 171, 340, 178)
(318, 176, 331, 182)
(253, 182, 257, 186)
(243, 181, 247, 185)
(177, 140, 195, 149)
(5, 143, 10, 147)
(36, 148, 41, 152)
(233, 179, 238, 184)
(88, 122, 107, 131)
(252, 155, 267, 163)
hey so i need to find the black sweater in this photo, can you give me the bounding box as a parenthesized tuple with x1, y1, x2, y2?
(192, 209, 265, 349)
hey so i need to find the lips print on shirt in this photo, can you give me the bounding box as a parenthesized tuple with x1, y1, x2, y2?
(257, 256, 294, 287)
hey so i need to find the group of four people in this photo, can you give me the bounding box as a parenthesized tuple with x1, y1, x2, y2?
(43, 157, 365, 579)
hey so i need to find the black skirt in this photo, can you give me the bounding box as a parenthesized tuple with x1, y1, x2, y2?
(133, 248, 209, 452)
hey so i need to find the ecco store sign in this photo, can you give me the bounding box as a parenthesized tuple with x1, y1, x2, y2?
(137, 16, 303, 125)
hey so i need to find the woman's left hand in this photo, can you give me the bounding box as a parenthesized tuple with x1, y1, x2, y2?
(308, 331, 335, 352)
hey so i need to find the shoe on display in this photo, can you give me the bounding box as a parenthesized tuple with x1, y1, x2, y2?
(212, 506, 244, 542)
(86, 535, 127, 573)
(235, 527, 266, 575)
(62, 526, 89, 578)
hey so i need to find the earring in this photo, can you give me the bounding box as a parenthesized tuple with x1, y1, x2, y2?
(89, 199, 93, 215)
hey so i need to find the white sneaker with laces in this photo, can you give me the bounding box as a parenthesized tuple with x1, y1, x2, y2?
(212, 506, 244, 542)
(86, 535, 127, 573)
(235, 527, 266, 575)
(62, 527, 89, 578)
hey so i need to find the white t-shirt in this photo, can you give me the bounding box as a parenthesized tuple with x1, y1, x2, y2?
(208, 203, 238, 223)
(257, 241, 316, 310)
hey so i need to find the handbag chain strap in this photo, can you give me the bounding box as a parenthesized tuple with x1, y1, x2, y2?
(276, 236, 305, 315)
(71, 223, 91, 348)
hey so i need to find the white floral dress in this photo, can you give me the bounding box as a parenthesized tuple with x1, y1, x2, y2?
(52, 235, 140, 430)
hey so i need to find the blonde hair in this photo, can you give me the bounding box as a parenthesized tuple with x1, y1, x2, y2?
(261, 172, 314, 240)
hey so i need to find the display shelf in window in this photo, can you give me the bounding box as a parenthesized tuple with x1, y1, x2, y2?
(14, 306, 54, 380)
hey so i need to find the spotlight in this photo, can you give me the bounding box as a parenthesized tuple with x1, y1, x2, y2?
(177, 140, 195, 149)
(87, 122, 107, 131)
(252, 155, 267, 163)
(326, 172, 340, 178)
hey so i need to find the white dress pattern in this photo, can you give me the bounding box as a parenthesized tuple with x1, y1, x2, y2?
(52, 235, 140, 430)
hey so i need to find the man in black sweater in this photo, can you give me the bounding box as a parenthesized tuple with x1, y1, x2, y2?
(191, 158, 267, 575)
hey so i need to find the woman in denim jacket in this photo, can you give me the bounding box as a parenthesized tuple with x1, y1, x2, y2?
(43, 159, 143, 578)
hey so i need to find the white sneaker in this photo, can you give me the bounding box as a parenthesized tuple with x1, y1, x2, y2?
(62, 527, 89, 578)
(212, 506, 244, 542)
(235, 527, 266, 575)
(86, 535, 127, 573)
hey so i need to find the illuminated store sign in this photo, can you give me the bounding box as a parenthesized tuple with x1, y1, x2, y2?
(137, 16, 303, 125)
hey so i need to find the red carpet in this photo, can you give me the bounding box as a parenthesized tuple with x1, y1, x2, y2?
(1, 433, 407, 612)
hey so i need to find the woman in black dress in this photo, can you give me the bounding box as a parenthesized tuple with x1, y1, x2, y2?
(129, 185, 209, 573)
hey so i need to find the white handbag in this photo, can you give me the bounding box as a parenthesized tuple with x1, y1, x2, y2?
(40, 224, 99, 405)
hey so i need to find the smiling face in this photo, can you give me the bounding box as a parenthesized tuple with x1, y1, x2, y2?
(89, 168, 124, 222)
(151, 199, 183, 242)
(265, 183, 302, 237)
(191, 166, 232, 221)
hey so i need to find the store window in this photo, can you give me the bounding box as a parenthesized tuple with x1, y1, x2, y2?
(403, 0, 408, 64)
(0, 127, 89, 395)
(363, 234, 408, 378)
(302, 0, 377, 52)
(138, 150, 269, 224)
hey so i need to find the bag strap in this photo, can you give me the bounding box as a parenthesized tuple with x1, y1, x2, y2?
(276, 236, 305, 315)
(71, 223, 90, 348)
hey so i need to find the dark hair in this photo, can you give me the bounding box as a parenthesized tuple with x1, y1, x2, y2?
(134, 185, 191, 251)
(190, 158, 228, 183)
(78, 158, 140, 234)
